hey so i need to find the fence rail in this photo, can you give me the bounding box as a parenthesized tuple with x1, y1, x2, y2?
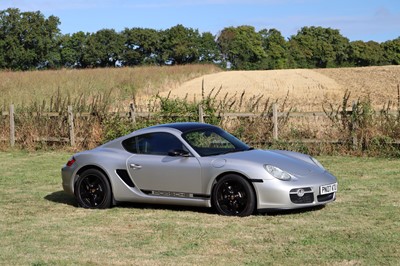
(2, 103, 399, 147)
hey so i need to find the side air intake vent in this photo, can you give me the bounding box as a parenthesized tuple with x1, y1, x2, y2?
(116, 169, 135, 188)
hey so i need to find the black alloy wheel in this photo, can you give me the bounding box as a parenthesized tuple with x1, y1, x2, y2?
(74, 169, 112, 209)
(212, 174, 255, 216)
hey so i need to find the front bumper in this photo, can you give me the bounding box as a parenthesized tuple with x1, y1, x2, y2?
(253, 174, 337, 210)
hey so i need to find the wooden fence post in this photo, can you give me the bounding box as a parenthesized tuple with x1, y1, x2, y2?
(10, 104, 15, 147)
(198, 105, 204, 123)
(130, 103, 136, 126)
(397, 84, 400, 118)
(68, 105, 75, 147)
(273, 103, 278, 140)
(351, 101, 358, 150)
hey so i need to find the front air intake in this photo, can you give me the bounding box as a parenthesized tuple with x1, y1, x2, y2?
(289, 187, 314, 204)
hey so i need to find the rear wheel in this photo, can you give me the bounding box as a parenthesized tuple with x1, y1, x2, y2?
(212, 174, 255, 216)
(74, 169, 112, 209)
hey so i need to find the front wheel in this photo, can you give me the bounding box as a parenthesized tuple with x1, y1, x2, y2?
(212, 174, 255, 216)
(74, 169, 112, 209)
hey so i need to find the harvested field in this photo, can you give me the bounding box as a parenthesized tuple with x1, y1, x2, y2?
(160, 66, 400, 111)
(315, 66, 400, 108)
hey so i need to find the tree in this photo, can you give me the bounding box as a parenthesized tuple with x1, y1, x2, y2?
(161, 24, 201, 65)
(348, 40, 384, 66)
(0, 8, 61, 70)
(82, 29, 124, 67)
(286, 38, 309, 68)
(2, 7, 398, 70)
(382, 37, 400, 65)
(288, 26, 349, 68)
(60, 31, 89, 68)
(122, 27, 162, 66)
(259, 28, 287, 69)
(217, 25, 266, 70)
(198, 32, 220, 64)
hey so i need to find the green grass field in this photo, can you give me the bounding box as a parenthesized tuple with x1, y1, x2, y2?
(0, 152, 399, 265)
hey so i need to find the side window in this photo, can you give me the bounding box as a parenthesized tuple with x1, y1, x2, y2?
(122, 136, 139, 153)
(122, 132, 185, 155)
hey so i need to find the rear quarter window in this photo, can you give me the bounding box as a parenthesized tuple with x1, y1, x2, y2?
(122, 132, 185, 155)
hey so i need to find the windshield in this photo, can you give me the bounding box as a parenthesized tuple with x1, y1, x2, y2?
(182, 127, 251, 156)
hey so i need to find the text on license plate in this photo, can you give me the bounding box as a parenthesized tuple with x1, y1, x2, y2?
(320, 183, 337, 195)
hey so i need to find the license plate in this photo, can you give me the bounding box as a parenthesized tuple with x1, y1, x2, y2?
(320, 183, 337, 195)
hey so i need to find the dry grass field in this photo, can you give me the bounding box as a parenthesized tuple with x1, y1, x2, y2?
(0, 64, 221, 110)
(160, 66, 400, 111)
(1, 65, 399, 112)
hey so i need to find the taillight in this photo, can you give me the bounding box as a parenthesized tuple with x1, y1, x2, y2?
(66, 157, 76, 167)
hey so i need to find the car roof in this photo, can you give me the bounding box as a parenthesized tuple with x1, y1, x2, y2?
(149, 122, 219, 133)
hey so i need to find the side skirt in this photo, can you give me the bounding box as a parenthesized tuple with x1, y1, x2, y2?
(141, 190, 210, 200)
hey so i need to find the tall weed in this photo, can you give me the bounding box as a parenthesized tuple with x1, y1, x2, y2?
(2, 85, 400, 157)
(323, 89, 400, 156)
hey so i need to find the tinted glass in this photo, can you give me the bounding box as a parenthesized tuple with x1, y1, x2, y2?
(122, 132, 185, 155)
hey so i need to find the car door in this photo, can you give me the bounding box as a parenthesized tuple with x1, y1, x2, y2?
(124, 132, 203, 194)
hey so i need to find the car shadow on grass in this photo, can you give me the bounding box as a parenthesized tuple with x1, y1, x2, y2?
(259, 205, 326, 216)
(118, 203, 326, 216)
(117, 201, 216, 215)
(44, 190, 77, 207)
(43, 191, 214, 214)
(44, 191, 326, 216)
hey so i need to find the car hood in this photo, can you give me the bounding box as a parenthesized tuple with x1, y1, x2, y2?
(219, 149, 326, 177)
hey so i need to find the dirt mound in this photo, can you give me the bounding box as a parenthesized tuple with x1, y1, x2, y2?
(161, 66, 400, 111)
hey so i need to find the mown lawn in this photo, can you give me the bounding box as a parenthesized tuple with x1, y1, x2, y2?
(0, 151, 399, 265)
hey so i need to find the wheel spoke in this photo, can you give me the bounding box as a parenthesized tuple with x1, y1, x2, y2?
(81, 193, 95, 205)
(82, 178, 91, 189)
(80, 191, 92, 199)
(91, 177, 101, 187)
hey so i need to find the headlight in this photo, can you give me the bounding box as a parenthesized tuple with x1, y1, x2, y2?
(264, 165, 292, 181)
(310, 156, 325, 170)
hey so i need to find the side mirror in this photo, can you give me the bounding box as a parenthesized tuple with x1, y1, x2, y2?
(168, 149, 190, 157)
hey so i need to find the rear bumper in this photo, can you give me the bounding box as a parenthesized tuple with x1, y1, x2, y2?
(61, 165, 75, 195)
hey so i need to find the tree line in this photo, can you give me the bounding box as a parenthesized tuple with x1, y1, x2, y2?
(1, 8, 399, 71)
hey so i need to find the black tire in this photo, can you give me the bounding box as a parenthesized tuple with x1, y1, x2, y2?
(212, 174, 255, 217)
(74, 168, 112, 209)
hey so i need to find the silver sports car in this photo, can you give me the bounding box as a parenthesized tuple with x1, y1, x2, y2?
(62, 122, 337, 216)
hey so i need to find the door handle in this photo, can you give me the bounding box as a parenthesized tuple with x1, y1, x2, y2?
(130, 163, 142, 170)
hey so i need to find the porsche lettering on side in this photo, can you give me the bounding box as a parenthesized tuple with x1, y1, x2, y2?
(61, 122, 338, 216)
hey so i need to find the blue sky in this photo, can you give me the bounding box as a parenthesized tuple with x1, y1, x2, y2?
(1, 0, 399, 42)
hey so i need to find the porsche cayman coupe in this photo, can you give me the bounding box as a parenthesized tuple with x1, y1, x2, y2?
(62, 122, 337, 216)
